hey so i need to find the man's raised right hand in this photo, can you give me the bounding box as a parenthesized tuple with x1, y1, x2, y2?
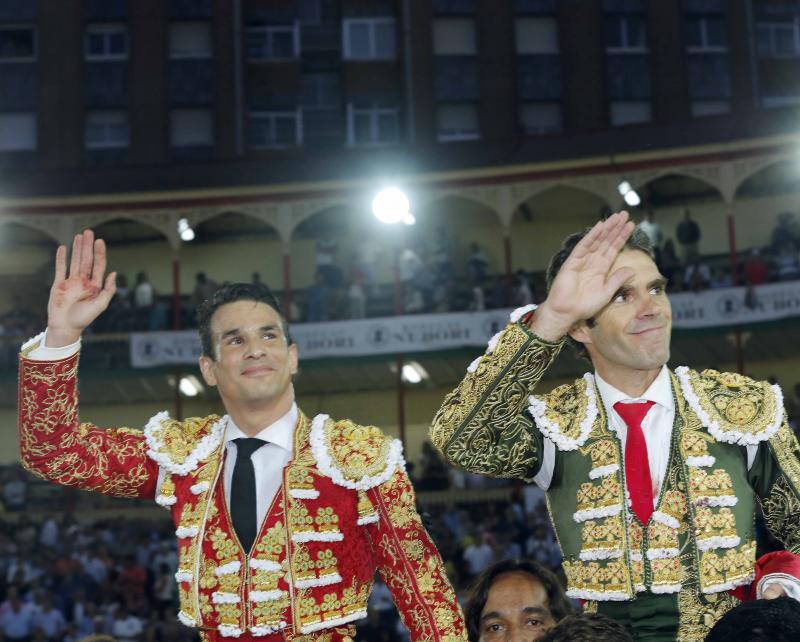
(45, 230, 116, 348)
(530, 211, 636, 342)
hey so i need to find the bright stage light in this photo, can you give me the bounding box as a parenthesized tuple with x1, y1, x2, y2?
(372, 188, 412, 225)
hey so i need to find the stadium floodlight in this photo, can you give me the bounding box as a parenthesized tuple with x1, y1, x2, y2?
(178, 217, 195, 242)
(179, 375, 203, 397)
(623, 190, 641, 207)
(372, 187, 414, 225)
(401, 361, 428, 384)
(617, 180, 641, 207)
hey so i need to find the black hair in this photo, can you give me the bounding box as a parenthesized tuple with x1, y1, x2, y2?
(545, 225, 654, 361)
(464, 559, 573, 642)
(538, 613, 635, 642)
(196, 282, 291, 360)
(706, 597, 800, 642)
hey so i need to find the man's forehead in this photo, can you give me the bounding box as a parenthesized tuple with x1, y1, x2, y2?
(210, 300, 280, 333)
(614, 249, 662, 277)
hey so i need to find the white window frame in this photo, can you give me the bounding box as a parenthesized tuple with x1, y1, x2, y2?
(169, 22, 213, 60)
(756, 19, 800, 59)
(342, 17, 396, 60)
(686, 16, 727, 53)
(0, 112, 36, 151)
(248, 109, 303, 149)
(0, 25, 37, 63)
(85, 111, 129, 149)
(85, 24, 129, 61)
(245, 23, 301, 61)
(346, 104, 399, 147)
(606, 15, 648, 54)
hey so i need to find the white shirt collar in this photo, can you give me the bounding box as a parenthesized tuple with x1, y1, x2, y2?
(595, 365, 674, 415)
(224, 402, 298, 454)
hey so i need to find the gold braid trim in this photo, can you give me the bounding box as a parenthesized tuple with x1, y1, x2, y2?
(430, 322, 563, 480)
(757, 423, 800, 554)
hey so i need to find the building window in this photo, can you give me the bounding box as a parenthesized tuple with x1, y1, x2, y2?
(346, 104, 399, 146)
(433, 18, 477, 55)
(609, 100, 651, 126)
(0, 26, 36, 62)
(686, 15, 727, 53)
(436, 103, 479, 141)
(605, 14, 648, 53)
(246, 23, 300, 60)
(85, 24, 128, 61)
(756, 19, 800, 58)
(85, 111, 129, 148)
(343, 18, 396, 60)
(170, 108, 213, 147)
(248, 110, 302, 148)
(169, 22, 212, 59)
(514, 17, 559, 54)
(520, 102, 561, 134)
(0, 112, 36, 150)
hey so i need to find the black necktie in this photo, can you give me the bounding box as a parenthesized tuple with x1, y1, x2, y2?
(230, 438, 266, 553)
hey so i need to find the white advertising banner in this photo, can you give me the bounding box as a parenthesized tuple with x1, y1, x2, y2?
(129, 281, 800, 367)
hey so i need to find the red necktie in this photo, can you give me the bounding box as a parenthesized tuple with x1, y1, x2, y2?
(614, 400, 656, 525)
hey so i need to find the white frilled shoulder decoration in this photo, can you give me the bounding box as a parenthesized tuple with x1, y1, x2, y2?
(466, 304, 538, 374)
(144, 412, 226, 475)
(309, 414, 405, 491)
(675, 366, 784, 446)
(529, 373, 598, 452)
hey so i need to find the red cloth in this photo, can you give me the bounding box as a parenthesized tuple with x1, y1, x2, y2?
(729, 550, 800, 601)
(614, 400, 656, 524)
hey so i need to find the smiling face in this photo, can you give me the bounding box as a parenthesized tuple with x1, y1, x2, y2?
(571, 249, 672, 383)
(198, 300, 298, 413)
(478, 572, 555, 642)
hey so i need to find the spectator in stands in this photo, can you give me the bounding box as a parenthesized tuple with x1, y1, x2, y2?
(657, 239, 682, 291)
(775, 240, 800, 281)
(0, 586, 35, 642)
(316, 238, 343, 289)
(513, 270, 534, 307)
(469, 282, 486, 311)
(676, 209, 701, 261)
(191, 271, 219, 307)
(538, 613, 634, 642)
(32, 593, 66, 642)
(432, 226, 453, 281)
(709, 267, 733, 289)
(346, 277, 367, 319)
(418, 441, 451, 491)
(683, 255, 711, 291)
(132, 271, 154, 329)
(251, 272, 263, 286)
(464, 559, 572, 642)
(770, 212, 800, 252)
(638, 209, 662, 250)
(744, 248, 770, 286)
(706, 597, 800, 642)
(467, 243, 490, 283)
(110, 605, 144, 642)
(2, 467, 28, 512)
(463, 534, 496, 583)
(305, 269, 331, 322)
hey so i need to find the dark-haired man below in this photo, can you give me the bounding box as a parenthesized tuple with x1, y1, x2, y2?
(431, 212, 800, 640)
(18, 230, 466, 642)
(464, 560, 572, 642)
(537, 613, 634, 642)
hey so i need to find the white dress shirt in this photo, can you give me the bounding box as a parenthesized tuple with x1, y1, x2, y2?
(221, 405, 296, 526)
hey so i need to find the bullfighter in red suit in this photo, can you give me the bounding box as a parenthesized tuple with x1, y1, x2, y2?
(18, 230, 467, 642)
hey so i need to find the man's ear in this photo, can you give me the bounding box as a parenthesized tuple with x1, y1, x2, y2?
(198, 355, 218, 387)
(288, 343, 299, 376)
(569, 321, 593, 348)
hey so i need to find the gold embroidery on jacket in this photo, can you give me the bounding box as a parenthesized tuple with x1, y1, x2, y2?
(576, 476, 622, 514)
